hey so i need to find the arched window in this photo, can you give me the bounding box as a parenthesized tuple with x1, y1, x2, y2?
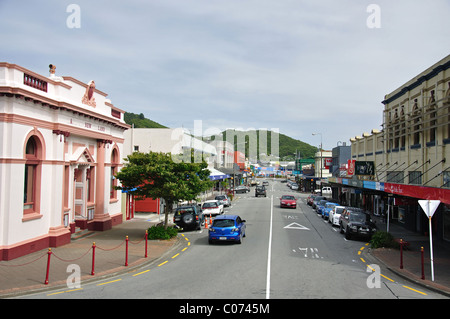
(110, 147, 119, 200)
(23, 135, 43, 215)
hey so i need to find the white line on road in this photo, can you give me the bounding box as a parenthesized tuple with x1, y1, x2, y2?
(266, 195, 274, 299)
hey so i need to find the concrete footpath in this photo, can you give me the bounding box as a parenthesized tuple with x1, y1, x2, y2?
(0, 213, 178, 298)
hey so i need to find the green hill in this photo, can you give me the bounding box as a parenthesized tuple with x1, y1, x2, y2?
(124, 113, 317, 160)
(124, 112, 167, 128)
(220, 129, 317, 160)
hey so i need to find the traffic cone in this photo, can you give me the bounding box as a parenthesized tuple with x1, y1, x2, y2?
(205, 217, 208, 229)
(209, 214, 212, 226)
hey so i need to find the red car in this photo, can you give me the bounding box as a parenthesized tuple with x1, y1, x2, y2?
(280, 195, 297, 209)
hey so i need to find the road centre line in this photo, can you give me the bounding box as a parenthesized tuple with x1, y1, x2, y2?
(266, 195, 274, 300)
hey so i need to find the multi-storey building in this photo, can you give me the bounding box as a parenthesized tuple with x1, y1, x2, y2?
(0, 63, 129, 260)
(330, 54, 450, 241)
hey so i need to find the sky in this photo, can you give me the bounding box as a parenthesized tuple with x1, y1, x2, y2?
(1, 0, 449, 150)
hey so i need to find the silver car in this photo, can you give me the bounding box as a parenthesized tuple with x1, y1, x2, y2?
(215, 194, 231, 207)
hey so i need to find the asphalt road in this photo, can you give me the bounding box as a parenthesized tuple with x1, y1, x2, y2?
(19, 180, 447, 300)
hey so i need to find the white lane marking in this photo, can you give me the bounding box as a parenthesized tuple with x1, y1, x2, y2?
(266, 195, 274, 300)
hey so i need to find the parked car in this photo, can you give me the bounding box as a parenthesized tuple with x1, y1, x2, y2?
(307, 194, 316, 206)
(215, 194, 231, 207)
(315, 199, 328, 215)
(314, 186, 332, 195)
(339, 208, 377, 240)
(329, 205, 346, 226)
(201, 200, 224, 216)
(290, 183, 299, 191)
(208, 214, 246, 244)
(312, 196, 326, 209)
(262, 181, 269, 186)
(173, 205, 204, 231)
(255, 186, 267, 197)
(280, 195, 297, 209)
(322, 202, 338, 220)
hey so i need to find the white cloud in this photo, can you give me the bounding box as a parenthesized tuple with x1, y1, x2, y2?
(1, 0, 449, 149)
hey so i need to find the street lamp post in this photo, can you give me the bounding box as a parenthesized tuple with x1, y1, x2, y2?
(312, 133, 323, 180)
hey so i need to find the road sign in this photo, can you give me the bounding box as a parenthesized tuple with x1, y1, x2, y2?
(284, 223, 310, 230)
(418, 199, 441, 282)
(418, 200, 440, 218)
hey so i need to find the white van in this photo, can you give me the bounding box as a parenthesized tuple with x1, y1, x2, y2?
(321, 187, 332, 195)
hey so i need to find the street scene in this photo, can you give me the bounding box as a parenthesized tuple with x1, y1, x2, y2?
(1, 1, 450, 311)
(7, 180, 450, 300)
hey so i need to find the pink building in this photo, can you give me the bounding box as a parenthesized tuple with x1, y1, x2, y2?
(0, 63, 129, 260)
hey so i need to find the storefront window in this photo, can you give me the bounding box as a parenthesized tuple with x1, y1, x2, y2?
(444, 205, 450, 242)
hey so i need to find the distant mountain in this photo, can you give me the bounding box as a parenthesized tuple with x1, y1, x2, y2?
(218, 129, 317, 160)
(124, 112, 167, 128)
(124, 113, 317, 160)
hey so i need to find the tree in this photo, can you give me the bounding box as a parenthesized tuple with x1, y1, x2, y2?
(115, 151, 213, 229)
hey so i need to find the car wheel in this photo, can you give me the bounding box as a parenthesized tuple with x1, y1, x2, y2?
(345, 227, 352, 240)
(237, 234, 242, 244)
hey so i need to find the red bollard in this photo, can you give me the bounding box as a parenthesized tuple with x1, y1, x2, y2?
(400, 239, 404, 269)
(45, 248, 52, 285)
(421, 246, 425, 280)
(91, 242, 96, 276)
(145, 230, 148, 258)
(125, 236, 129, 266)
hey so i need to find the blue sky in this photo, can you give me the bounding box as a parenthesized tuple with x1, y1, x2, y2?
(1, 0, 449, 150)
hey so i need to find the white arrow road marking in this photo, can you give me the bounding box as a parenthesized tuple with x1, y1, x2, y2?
(284, 222, 310, 230)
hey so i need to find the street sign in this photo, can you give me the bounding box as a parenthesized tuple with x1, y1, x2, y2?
(418, 200, 440, 218)
(418, 199, 441, 282)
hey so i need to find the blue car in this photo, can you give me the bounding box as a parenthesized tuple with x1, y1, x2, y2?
(322, 202, 338, 220)
(315, 199, 328, 215)
(208, 215, 246, 244)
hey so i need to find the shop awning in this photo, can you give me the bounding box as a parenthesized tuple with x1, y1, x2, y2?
(209, 168, 230, 181)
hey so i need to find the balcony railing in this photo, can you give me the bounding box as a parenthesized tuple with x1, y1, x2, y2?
(23, 73, 48, 92)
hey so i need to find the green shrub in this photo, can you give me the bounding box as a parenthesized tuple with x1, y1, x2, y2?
(370, 231, 399, 249)
(147, 225, 178, 240)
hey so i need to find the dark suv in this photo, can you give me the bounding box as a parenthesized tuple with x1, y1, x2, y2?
(255, 186, 267, 197)
(173, 205, 204, 231)
(339, 208, 377, 240)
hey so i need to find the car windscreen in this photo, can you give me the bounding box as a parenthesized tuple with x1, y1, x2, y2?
(282, 196, 295, 200)
(215, 196, 226, 200)
(203, 202, 218, 208)
(212, 219, 235, 227)
(349, 211, 368, 223)
(175, 208, 195, 215)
